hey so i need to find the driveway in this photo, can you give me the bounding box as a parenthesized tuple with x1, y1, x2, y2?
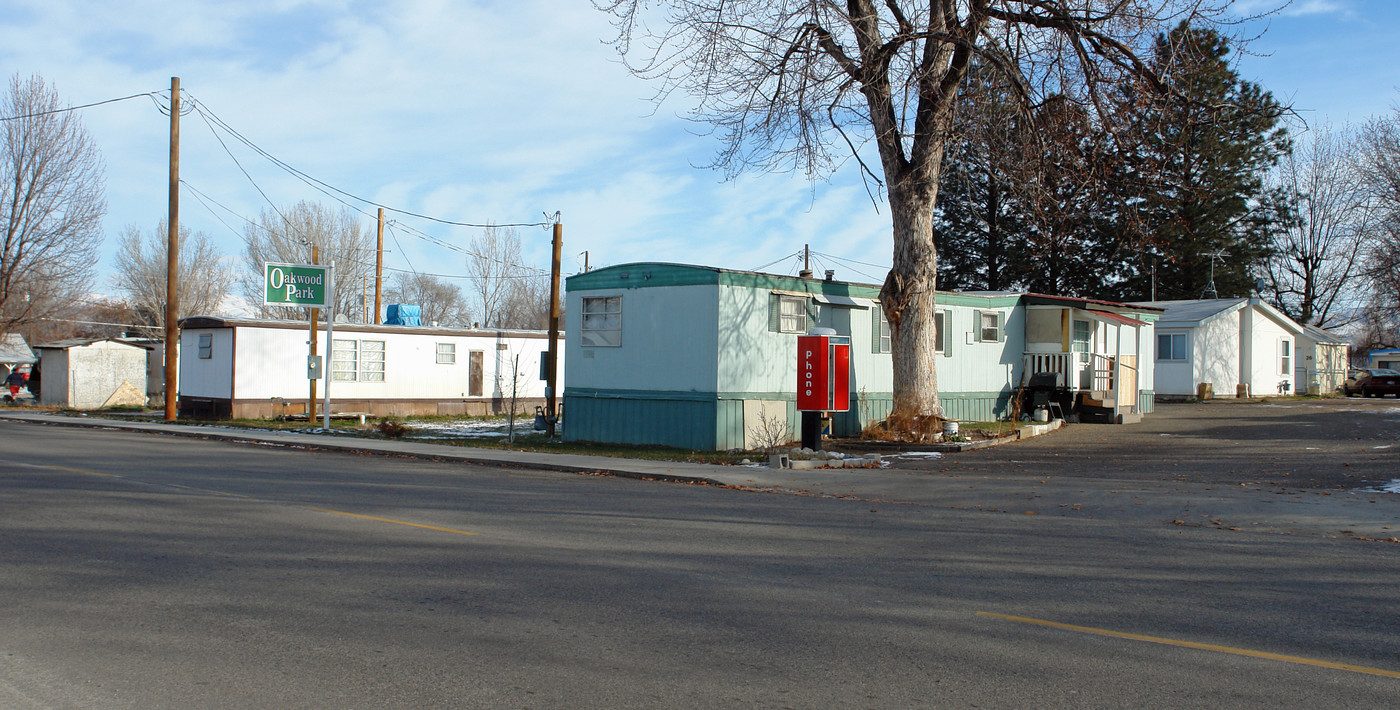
(922, 398, 1399, 491)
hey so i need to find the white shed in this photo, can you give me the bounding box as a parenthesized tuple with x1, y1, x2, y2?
(176, 317, 562, 419)
(1139, 298, 1304, 398)
(33, 339, 150, 409)
(1296, 324, 1349, 394)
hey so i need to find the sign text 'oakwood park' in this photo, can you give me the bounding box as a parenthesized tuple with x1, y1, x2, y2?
(263, 263, 330, 308)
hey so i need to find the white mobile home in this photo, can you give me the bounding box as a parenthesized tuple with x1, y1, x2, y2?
(564, 263, 1159, 450)
(1368, 348, 1400, 370)
(177, 317, 562, 419)
(1141, 298, 1303, 398)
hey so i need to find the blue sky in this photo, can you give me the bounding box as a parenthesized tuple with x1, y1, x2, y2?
(0, 0, 1396, 305)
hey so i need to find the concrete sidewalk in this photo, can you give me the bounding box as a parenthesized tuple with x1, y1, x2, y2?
(4, 410, 1397, 542)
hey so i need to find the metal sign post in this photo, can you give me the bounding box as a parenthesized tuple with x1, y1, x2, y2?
(321, 263, 335, 430)
(264, 262, 334, 425)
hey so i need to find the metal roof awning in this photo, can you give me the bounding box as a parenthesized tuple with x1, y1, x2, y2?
(812, 294, 875, 308)
(1085, 310, 1147, 327)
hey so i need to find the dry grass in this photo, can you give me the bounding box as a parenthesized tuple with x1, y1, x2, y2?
(861, 401, 950, 443)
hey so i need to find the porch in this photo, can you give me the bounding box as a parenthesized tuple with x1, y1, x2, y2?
(1021, 351, 1143, 424)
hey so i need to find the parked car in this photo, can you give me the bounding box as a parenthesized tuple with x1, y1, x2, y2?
(1343, 368, 1400, 397)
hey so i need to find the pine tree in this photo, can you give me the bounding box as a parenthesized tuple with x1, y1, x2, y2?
(933, 65, 1031, 293)
(1120, 22, 1289, 301)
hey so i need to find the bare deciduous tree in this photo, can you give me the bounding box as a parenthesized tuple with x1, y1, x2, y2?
(498, 271, 550, 330)
(0, 73, 106, 335)
(113, 220, 234, 337)
(596, 0, 1248, 416)
(1359, 109, 1400, 345)
(465, 225, 548, 328)
(383, 271, 473, 327)
(1261, 123, 1370, 327)
(242, 201, 374, 320)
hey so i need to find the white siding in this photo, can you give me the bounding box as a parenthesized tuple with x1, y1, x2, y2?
(937, 305, 1020, 394)
(1194, 314, 1241, 396)
(1242, 308, 1295, 396)
(180, 329, 234, 398)
(183, 323, 559, 403)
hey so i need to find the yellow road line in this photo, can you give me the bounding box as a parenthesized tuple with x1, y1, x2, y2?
(166, 483, 250, 498)
(978, 612, 1400, 679)
(308, 508, 477, 537)
(43, 464, 120, 478)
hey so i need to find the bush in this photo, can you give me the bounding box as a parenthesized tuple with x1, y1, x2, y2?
(376, 418, 409, 438)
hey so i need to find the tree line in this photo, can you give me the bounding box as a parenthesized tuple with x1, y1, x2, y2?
(594, 0, 1400, 419)
(1, 75, 551, 346)
(931, 21, 1393, 345)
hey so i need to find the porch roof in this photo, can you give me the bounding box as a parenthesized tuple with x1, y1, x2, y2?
(1085, 310, 1147, 328)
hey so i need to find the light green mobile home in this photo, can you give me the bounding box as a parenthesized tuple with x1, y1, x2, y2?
(563, 263, 1158, 450)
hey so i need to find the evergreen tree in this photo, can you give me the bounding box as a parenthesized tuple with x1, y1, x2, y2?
(1120, 22, 1289, 301)
(933, 64, 1032, 293)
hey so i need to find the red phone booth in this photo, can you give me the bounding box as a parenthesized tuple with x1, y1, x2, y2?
(797, 330, 850, 449)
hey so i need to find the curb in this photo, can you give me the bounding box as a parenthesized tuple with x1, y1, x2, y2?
(1, 413, 730, 488)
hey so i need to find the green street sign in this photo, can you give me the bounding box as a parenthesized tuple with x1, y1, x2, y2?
(264, 262, 330, 307)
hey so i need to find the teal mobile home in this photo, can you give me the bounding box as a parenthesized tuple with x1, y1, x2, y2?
(563, 263, 1158, 450)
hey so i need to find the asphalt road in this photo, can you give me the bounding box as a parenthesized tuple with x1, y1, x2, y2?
(2, 417, 1398, 708)
(916, 398, 1400, 490)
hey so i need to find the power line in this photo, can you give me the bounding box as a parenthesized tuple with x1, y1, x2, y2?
(184, 92, 553, 229)
(0, 90, 164, 122)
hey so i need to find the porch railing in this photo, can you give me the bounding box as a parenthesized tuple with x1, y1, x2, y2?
(1023, 352, 1141, 411)
(1022, 352, 1084, 389)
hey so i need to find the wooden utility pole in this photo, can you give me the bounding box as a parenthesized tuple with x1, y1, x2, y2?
(374, 208, 384, 324)
(545, 219, 563, 438)
(163, 77, 180, 422)
(309, 245, 319, 421)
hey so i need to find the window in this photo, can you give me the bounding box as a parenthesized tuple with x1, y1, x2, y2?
(332, 339, 358, 381)
(1280, 339, 1291, 375)
(934, 311, 944, 353)
(876, 310, 892, 353)
(332, 339, 386, 382)
(1157, 333, 1187, 361)
(1072, 320, 1091, 353)
(581, 296, 622, 347)
(198, 333, 212, 360)
(436, 342, 456, 364)
(360, 340, 385, 382)
(978, 311, 1002, 342)
(779, 295, 807, 334)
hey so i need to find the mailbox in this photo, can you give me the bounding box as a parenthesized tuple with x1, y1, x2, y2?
(797, 332, 850, 412)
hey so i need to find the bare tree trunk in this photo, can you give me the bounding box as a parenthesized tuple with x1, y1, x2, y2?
(882, 175, 942, 417)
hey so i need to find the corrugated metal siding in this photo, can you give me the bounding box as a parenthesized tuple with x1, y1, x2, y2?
(940, 392, 1015, 422)
(563, 395, 717, 450)
(1138, 390, 1155, 414)
(715, 398, 746, 449)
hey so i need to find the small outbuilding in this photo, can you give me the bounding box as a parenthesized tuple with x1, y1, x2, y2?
(1138, 298, 1303, 399)
(1296, 324, 1349, 394)
(32, 338, 150, 409)
(177, 317, 562, 419)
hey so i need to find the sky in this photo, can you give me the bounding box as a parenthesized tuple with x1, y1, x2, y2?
(1, 0, 1398, 310)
